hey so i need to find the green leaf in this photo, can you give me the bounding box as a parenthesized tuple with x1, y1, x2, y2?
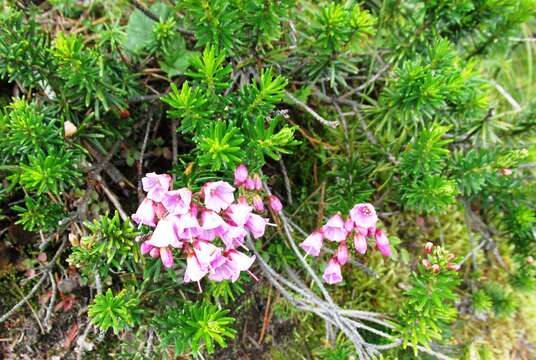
(124, 2, 171, 53)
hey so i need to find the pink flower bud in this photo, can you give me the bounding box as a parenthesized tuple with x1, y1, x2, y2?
(500, 168, 512, 176)
(140, 241, 155, 255)
(234, 164, 249, 185)
(160, 247, 174, 268)
(322, 213, 348, 242)
(237, 195, 248, 205)
(244, 177, 255, 190)
(253, 175, 262, 191)
(431, 264, 440, 273)
(375, 229, 391, 257)
(421, 259, 431, 268)
(344, 218, 354, 232)
(336, 241, 349, 265)
(447, 263, 460, 271)
(354, 232, 367, 255)
(252, 194, 265, 212)
(268, 195, 283, 213)
(149, 247, 160, 258)
(424, 242, 434, 254)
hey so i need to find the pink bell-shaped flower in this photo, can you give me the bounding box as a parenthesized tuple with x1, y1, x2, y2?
(146, 216, 182, 248)
(299, 231, 323, 256)
(142, 172, 172, 202)
(184, 253, 208, 283)
(322, 213, 348, 242)
(161, 188, 192, 215)
(234, 164, 248, 185)
(224, 203, 252, 227)
(227, 249, 255, 272)
(245, 213, 268, 239)
(336, 241, 349, 265)
(202, 181, 235, 212)
(160, 247, 174, 268)
(220, 226, 248, 250)
(323, 258, 343, 284)
(349, 203, 378, 229)
(174, 212, 201, 240)
(132, 198, 158, 227)
(208, 255, 239, 282)
(354, 232, 367, 255)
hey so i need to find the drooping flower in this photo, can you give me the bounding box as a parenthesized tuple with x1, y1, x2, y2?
(149, 247, 160, 258)
(349, 203, 378, 229)
(173, 212, 201, 240)
(268, 195, 283, 213)
(146, 216, 181, 248)
(184, 253, 208, 283)
(299, 231, 324, 256)
(252, 194, 265, 212)
(220, 226, 248, 250)
(227, 249, 255, 272)
(160, 247, 174, 268)
(336, 241, 349, 265)
(245, 213, 268, 239)
(234, 164, 248, 185)
(192, 241, 221, 271)
(162, 188, 192, 215)
(208, 255, 239, 282)
(447, 263, 460, 271)
(202, 181, 235, 212)
(224, 203, 252, 227)
(322, 213, 348, 242)
(199, 210, 227, 241)
(323, 258, 343, 284)
(142, 173, 172, 202)
(132, 198, 158, 227)
(353, 232, 367, 255)
(375, 229, 391, 257)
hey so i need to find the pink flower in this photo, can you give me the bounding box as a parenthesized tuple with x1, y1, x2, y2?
(344, 218, 354, 232)
(220, 226, 247, 250)
(337, 241, 349, 265)
(252, 194, 265, 212)
(140, 241, 155, 255)
(142, 173, 172, 202)
(225, 203, 252, 227)
(424, 242, 434, 254)
(147, 217, 181, 248)
(227, 249, 255, 272)
(431, 264, 440, 273)
(299, 231, 323, 256)
(203, 181, 235, 212)
(193, 241, 221, 270)
(268, 195, 283, 213)
(353, 232, 367, 255)
(375, 229, 391, 257)
(234, 164, 248, 185)
(323, 258, 343, 284)
(245, 213, 268, 239)
(149, 247, 160, 258)
(184, 253, 208, 283)
(244, 177, 255, 190)
(199, 210, 227, 241)
(447, 263, 460, 271)
(162, 188, 192, 215)
(349, 203, 378, 229)
(322, 213, 348, 242)
(253, 175, 262, 191)
(132, 198, 158, 227)
(209, 255, 239, 282)
(160, 247, 174, 268)
(173, 213, 201, 240)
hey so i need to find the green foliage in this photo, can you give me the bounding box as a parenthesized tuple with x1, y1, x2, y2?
(399, 125, 458, 213)
(154, 301, 236, 355)
(396, 246, 461, 352)
(471, 289, 493, 315)
(12, 196, 65, 232)
(68, 211, 140, 279)
(89, 289, 140, 334)
(196, 121, 245, 170)
(483, 282, 519, 318)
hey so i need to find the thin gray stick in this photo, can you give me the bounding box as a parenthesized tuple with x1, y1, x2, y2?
(97, 175, 128, 221)
(284, 90, 339, 128)
(43, 272, 57, 330)
(340, 64, 390, 100)
(278, 159, 293, 205)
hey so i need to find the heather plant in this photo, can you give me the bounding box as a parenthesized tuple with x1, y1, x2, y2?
(0, 0, 535, 359)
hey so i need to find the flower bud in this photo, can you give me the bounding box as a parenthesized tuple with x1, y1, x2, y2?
(149, 247, 160, 258)
(447, 263, 460, 271)
(421, 259, 431, 268)
(244, 177, 255, 190)
(140, 241, 155, 255)
(253, 175, 262, 191)
(424, 242, 434, 254)
(252, 194, 264, 212)
(344, 218, 354, 232)
(234, 164, 248, 185)
(500, 168, 512, 176)
(64, 120, 77, 138)
(336, 241, 349, 265)
(431, 264, 440, 273)
(268, 195, 283, 213)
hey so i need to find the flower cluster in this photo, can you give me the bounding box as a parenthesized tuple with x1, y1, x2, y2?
(299, 203, 391, 284)
(421, 242, 461, 273)
(132, 166, 277, 287)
